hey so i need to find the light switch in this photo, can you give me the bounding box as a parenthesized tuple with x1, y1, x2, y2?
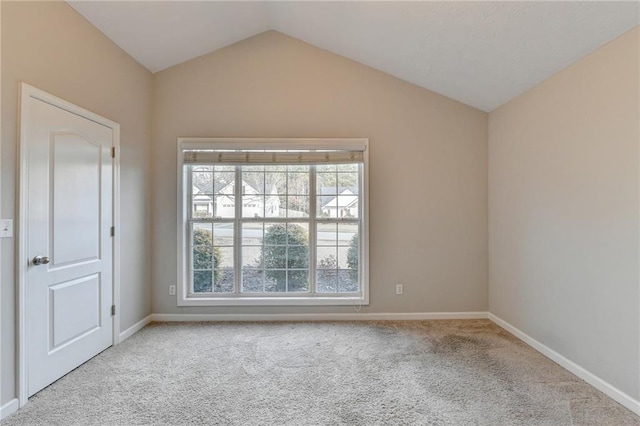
(0, 219, 13, 238)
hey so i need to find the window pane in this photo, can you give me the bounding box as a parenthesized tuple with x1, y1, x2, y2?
(317, 197, 327, 218)
(316, 173, 337, 195)
(241, 222, 310, 294)
(335, 196, 359, 218)
(265, 270, 286, 292)
(191, 223, 213, 246)
(242, 222, 264, 245)
(192, 223, 213, 240)
(192, 223, 213, 293)
(264, 223, 287, 245)
(317, 246, 337, 269)
(264, 195, 283, 218)
(242, 269, 264, 293)
(242, 194, 265, 217)
(262, 223, 310, 247)
(242, 170, 264, 194)
(287, 196, 309, 218)
(192, 171, 213, 193)
(342, 227, 359, 272)
(316, 221, 359, 294)
(214, 268, 234, 293)
(318, 195, 353, 218)
(288, 270, 309, 292)
(317, 168, 359, 217)
(191, 221, 235, 294)
(192, 195, 214, 219)
(337, 172, 359, 189)
(213, 223, 234, 246)
(213, 171, 234, 194)
(344, 195, 358, 218)
(287, 171, 309, 195)
(263, 246, 286, 268)
(192, 246, 212, 270)
(213, 195, 235, 218)
(287, 223, 309, 246)
(316, 269, 337, 293)
(338, 223, 358, 246)
(265, 171, 286, 195)
(317, 223, 337, 246)
(337, 246, 351, 269)
(193, 270, 212, 293)
(288, 245, 309, 268)
(338, 269, 358, 293)
(242, 246, 262, 269)
(216, 247, 234, 268)
(316, 235, 337, 293)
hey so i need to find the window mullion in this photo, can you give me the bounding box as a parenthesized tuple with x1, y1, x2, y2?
(187, 167, 194, 294)
(358, 163, 364, 295)
(186, 167, 194, 221)
(309, 166, 317, 295)
(234, 165, 242, 295)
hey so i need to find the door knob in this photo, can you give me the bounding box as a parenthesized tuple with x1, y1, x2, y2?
(32, 256, 50, 265)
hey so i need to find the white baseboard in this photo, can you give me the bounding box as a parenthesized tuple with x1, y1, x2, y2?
(488, 313, 640, 416)
(150, 311, 488, 322)
(0, 398, 19, 420)
(118, 315, 152, 342)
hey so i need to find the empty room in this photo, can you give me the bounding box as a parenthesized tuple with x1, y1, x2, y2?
(1, 0, 639, 424)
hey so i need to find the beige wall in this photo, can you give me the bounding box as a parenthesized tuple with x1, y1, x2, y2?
(489, 27, 640, 399)
(1, 0, 636, 414)
(152, 31, 488, 316)
(1, 1, 153, 405)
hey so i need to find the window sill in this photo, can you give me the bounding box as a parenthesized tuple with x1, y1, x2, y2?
(177, 295, 369, 307)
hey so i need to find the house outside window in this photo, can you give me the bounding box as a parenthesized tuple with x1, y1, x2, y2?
(177, 138, 369, 306)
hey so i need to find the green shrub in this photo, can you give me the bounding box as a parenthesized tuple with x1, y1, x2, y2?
(262, 224, 309, 291)
(347, 233, 359, 280)
(192, 227, 222, 292)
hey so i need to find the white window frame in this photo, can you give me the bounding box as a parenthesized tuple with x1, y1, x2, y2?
(176, 138, 369, 306)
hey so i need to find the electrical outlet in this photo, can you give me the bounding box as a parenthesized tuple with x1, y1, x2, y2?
(0, 219, 13, 238)
(169, 285, 176, 296)
(396, 284, 403, 295)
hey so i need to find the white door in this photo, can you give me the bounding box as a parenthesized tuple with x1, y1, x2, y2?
(22, 88, 115, 396)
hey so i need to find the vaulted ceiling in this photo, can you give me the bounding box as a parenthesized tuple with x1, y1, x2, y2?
(67, 1, 639, 112)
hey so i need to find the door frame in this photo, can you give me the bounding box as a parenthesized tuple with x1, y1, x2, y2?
(16, 83, 121, 407)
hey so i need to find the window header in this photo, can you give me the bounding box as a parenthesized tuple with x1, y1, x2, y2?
(179, 138, 368, 166)
(183, 150, 364, 165)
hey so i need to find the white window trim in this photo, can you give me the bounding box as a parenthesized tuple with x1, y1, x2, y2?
(176, 138, 369, 306)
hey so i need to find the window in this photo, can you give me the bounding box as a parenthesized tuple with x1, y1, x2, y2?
(177, 138, 369, 306)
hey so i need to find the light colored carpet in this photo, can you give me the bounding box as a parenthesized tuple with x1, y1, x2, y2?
(4, 320, 639, 425)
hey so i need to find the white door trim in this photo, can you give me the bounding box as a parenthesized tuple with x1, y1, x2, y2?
(17, 83, 121, 407)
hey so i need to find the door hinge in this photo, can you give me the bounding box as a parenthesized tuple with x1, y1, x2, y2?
(110, 226, 115, 237)
(111, 147, 116, 158)
(111, 305, 116, 316)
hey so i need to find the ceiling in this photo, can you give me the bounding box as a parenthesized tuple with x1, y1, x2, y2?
(67, 1, 639, 112)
